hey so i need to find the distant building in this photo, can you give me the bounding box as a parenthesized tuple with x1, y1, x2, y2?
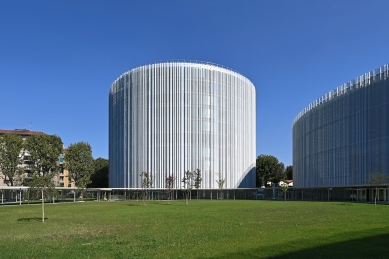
(0, 129, 74, 187)
(56, 147, 75, 188)
(266, 180, 293, 187)
(109, 61, 256, 189)
(279, 180, 293, 187)
(293, 63, 389, 188)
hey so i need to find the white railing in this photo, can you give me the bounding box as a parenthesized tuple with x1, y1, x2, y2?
(110, 60, 249, 86)
(293, 63, 389, 125)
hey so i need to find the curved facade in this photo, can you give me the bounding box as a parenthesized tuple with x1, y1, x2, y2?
(109, 62, 256, 189)
(293, 64, 389, 188)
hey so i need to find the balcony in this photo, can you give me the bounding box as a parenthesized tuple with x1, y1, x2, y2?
(23, 165, 34, 171)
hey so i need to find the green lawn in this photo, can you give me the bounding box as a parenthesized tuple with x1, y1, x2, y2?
(1, 200, 389, 259)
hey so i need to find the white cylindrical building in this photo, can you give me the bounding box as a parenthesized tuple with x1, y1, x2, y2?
(109, 61, 256, 189)
(293, 64, 389, 188)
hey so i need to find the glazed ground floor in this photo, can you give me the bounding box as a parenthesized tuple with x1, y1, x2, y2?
(1, 186, 389, 205)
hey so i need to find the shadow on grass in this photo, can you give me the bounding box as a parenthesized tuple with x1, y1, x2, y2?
(127, 202, 179, 206)
(17, 217, 48, 222)
(127, 203, 142, 206)
(126, 202, 163, 207)
(150, 202, 177, 206)
(204, 228, 389, 259)
(125, 200, 205, 207)
(126, 201, 185, 206)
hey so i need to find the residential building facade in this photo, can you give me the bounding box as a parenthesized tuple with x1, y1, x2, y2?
(0, 129, 74, 187)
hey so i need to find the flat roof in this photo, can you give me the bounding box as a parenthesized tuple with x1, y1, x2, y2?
(0, 129, 46, 136)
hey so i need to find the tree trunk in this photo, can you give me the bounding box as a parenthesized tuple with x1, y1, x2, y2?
(41, 189, 45, 223)
(375, 187, 377, 206)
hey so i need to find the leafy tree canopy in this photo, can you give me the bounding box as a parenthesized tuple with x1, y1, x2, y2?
(65, 142, 94, 189)
(215, 172, 225, 190)
(24, 134, 63, 223)
(256, 154, 285, 187)
(369, 172, 389, 206)
(182, 170, 195, 206)
(139, 171, 153, 206)
(88, 157, 109, 188)
(193, 168, 202, 189)
(285, 165, 293, 180)
(0, 134, 24, 186)
(165, 174, 174, 203)
(25, 134, 63, 184)
(369, 172, 389, 186)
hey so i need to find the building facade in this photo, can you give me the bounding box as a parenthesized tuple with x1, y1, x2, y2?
(0, 129, 74, 187)
(293, 64, 389, 188)
(0, 129, 44, 186)
(109, 61, 256, 189)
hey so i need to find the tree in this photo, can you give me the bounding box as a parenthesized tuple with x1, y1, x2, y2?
(269, 162, 285, 184)
(280, 180, 289, 201)
(182, 170, 194, 206)
(0, 134, 24, 186)
(369, 172, 389, 206)
(193, 168, 202, 200)
(65, 142, 94, 200)
(285, 165, 293, 180)
(88, 157, 109, 188)
(165, 174, 174, 204)
(215, 172, 225, 199)
(256, 154, 285, 187)
(25, 134, 63, 222)
(139, 172, 153, 206)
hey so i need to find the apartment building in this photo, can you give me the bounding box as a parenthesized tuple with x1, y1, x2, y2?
(0, 129, 74, 187)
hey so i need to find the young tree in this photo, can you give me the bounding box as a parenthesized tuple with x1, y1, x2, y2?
(0, 134, 24, 186)
(369, 172, 389, 206)
(280, 180, 289, 201)
(25, 134, 63, 223)
(193, 168, 202, 200)
(215, 172, 225, 199)
(182, 170, 194, 206)
(65, 142, 94, 200)
(140, 172, 153, 206)
(165, 174, 174, 204)
(88, 157, 109, 188)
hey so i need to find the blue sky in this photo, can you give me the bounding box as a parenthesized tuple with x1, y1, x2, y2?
(1, 0, 389, 166)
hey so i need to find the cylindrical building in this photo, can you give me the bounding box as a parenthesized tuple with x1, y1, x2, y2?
(109, 61, 256, 189)
(293, 64, 389, 188)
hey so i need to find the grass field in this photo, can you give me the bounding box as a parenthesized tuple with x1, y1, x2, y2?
(1, 200, 389, 259)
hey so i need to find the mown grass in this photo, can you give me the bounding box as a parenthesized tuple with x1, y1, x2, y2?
(1, 200, 389, 259)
